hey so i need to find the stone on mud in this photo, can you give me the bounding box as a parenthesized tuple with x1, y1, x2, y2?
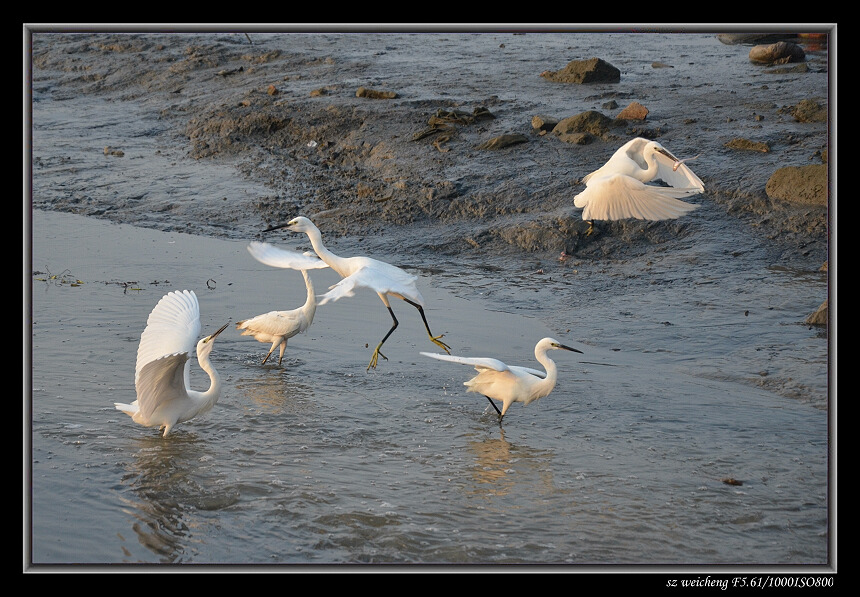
(540, 58, 621, 84)
(765, 164, 828, 206)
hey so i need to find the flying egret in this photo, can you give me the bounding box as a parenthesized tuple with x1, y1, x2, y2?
(421, 337, 582, 418)
(573, 137, 704, 233)
(236, 262, 317, 366)
(262, 216, 451, 370)
(114, 290, 229, 437)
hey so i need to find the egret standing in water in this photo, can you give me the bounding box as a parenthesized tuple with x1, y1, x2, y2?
(236, 249, 318, 366)
(422, 337, 582, 419)
(262, 216, 451, 370)
(114, 289, 229, 437)
(573, 137, 704, 233)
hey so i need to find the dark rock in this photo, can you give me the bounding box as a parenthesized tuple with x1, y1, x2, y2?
(356, 86, 398, 99)
(541, 58, 621, 84)
(749, 41, 805, 65)
(531, 114, 559, 133)
(552, 110, 615, 142)
(791, 99, 827, 123)
(725, 138, 770, 153)
(765, 164, 827, 206)
(616, 102, 649, 121)
(805, 300, 827, 326)
(557, 132, 595, 145)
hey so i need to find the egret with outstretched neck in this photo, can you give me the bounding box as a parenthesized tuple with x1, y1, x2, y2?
(114, 289, 229, 437)
(236, 265, 317, 366)
(574, 137, 704, 233)
(422, 337, 582, 419)
(262, 216, 451, 370)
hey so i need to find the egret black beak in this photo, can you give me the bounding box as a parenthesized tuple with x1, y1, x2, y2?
(208, 323, 230, 340)
(263, 222, 290, 233)
(656, 147, 680, 162)
(557, 343, 583, 354)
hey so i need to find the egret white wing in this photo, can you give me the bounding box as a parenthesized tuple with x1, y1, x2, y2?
(239, 310, 309, 336)
(135, 352, 190, 420)
(248, 241, 330, 270)
(508, 365, 548, 379)
(135, 290, 200, 384)
(652, 150, 705, 191)
(574, 174, 700, 221)
(420, 352, 512, 373)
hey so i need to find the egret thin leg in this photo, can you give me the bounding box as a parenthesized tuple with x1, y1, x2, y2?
(420, 337, 582, 420)
(368, 306, 399, 370)
(486, 396, 502, 416)
(404, 299, 451, 353)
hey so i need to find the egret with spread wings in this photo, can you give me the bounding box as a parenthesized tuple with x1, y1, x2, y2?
(115, 290, 228, 437)
(574, 137, 704, 232)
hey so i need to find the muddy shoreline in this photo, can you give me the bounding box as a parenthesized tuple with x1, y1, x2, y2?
(30, 31, 828, 246)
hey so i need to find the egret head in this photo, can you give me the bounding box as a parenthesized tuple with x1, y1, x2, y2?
(647, 140, 679, 163)
(264, 216, 316, 234)
(197, 323, 229, 359)
(539, 337, 584, 355)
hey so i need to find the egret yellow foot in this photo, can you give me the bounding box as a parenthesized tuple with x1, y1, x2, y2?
(367, 346, 388, 370)
(430, 334, 451, 354)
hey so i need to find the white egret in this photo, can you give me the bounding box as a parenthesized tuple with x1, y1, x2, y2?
(573, 137, 704, 232)
(114, 290, 229, 437)
(236, 263, 317, 366)
(262, 216, 451, 370)
(421, 337, 582, 418)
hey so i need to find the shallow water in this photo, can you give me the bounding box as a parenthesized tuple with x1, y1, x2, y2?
(27, 29, 832, 569)
(30, 210, 828, 566)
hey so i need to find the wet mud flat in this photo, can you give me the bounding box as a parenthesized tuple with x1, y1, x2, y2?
(29, 30, 830, 406)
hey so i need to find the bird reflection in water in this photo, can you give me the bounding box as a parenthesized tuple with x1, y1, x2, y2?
(117, 435, 238, 562)
(464, 428, 555, 500)
(233, 372, 317, 415)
